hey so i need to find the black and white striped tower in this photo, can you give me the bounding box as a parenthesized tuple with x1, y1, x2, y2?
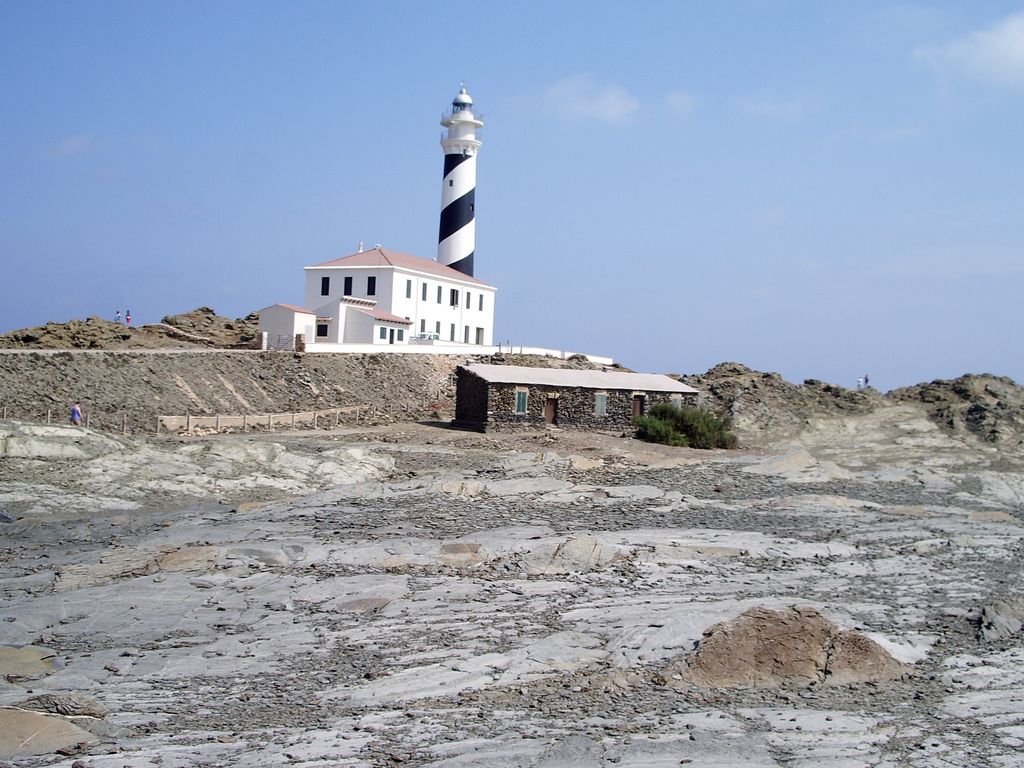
(438, 85, 483, 276)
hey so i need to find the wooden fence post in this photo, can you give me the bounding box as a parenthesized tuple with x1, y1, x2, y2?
(268, 414, 273, 429)
(46, 409, 51, 424)
(335, 410, 339, 428)
(85, 413, 90, 429)
(243, 414, 248, 430)
(313, 411, 318, 429)
(291, 412, 296, 428)
(156, 416, 161, 435)
(186, 414, 192, 433)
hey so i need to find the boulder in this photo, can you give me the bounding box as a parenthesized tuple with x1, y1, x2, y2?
(678, 605, 908, 688)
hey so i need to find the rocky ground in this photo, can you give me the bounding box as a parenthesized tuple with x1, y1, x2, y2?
(2, 385, 1024, 766)
(0, 309, 260, 351)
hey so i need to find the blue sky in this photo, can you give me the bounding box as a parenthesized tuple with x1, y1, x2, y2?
(2, 1, 1022, 390)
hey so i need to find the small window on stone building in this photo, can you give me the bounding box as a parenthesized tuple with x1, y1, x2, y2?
(343, 276, 353, 296)
(316, 324, 328, 338)
(320, 276, 330, 296)
(671, 394, 683, 409)
(515, 388, 528, 415)
(367, 276, 376, 296)
(595, 391, 608, 416)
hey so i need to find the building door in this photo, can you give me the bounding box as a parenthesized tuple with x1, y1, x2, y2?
(388, 328, 395, 344)
(632, 395, 646, 417)
(475, 327, 484, 345)
(544, 398, 558, 425)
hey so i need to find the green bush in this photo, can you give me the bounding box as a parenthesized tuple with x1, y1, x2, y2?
(633, 403, 737, 449)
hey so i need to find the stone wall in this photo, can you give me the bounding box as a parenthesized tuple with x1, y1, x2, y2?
(455, 368, 698, 431)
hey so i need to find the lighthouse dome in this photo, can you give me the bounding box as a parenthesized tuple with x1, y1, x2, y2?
(452, 86, 473, 109)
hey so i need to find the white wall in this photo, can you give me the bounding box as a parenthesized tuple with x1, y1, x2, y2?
(259, 306, 316, 345)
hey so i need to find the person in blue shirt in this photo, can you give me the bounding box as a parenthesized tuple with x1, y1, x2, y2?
(70, 402, 83, 426)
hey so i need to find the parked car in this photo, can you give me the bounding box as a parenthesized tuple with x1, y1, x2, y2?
(412, 332, 441, 342)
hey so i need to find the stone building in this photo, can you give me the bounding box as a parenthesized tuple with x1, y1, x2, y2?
(455, 364, 699, 431)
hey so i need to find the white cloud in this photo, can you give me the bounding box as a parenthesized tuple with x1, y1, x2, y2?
(737, 94, 805, 119)
(45, 134, 94, 157)
(916, 11, 1024, 88)
(665, 90, 696, 115)
(544, 74, 640, 125)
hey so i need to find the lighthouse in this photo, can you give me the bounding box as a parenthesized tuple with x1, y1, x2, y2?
(437, 85, 483, 277)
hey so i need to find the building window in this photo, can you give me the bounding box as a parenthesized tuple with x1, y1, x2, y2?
(514, 388, 528, 415)
(671, 394, 683, 409)
(406, 279, 412, 298)
(316, 324, 329, 338)
(437, 285, 442, 304)
(397, 329, 404, 341)
(343, 276, 352, 296)
(420, 319, 426, 332)
(463, 325, 470, 343)
(478, 294, 483, 311)
(449, 323, 455, 341)
(465, 292, 471, 309)
(379, 327, 387, 340)
(422, 282, 428, 301)
(320, 276, 330, 296)
(435, 321, 441, 334)
(595, 391, 608, 416)
(450, 288, 459, 307)
(367, 276, 376, 296)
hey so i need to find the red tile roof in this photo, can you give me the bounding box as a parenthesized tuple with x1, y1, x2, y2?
(309, 247, 493, 288)
(260, 303, 316, 315)
(354, 307, 412, 325)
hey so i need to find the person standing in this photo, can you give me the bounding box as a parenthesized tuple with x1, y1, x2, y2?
(125, 310, 132, 327)
(864, 373, 870, 388)
(70, 401, 83, 426)
(114, 310, 121, 324)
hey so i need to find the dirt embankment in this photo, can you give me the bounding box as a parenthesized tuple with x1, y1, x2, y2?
(0, 351, 464, 430)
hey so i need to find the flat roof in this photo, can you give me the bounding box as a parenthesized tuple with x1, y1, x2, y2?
(462, 364, 698, 393)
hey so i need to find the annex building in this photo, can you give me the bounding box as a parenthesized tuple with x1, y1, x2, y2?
(455, 364, 699, 431)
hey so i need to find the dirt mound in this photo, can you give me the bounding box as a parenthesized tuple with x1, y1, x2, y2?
(889, 374, 1024, 445)
(676, 605, 908, 688)
(0, 307, 258, 350)
(676, 363, 880, 443)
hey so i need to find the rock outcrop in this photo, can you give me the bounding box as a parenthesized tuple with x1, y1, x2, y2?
(890, 374, 1024, 445)
(676, 606, 909, 688)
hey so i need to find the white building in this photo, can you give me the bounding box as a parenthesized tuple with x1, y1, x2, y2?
(258, 246, 497, 348)
(300, 246, 496, 346)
